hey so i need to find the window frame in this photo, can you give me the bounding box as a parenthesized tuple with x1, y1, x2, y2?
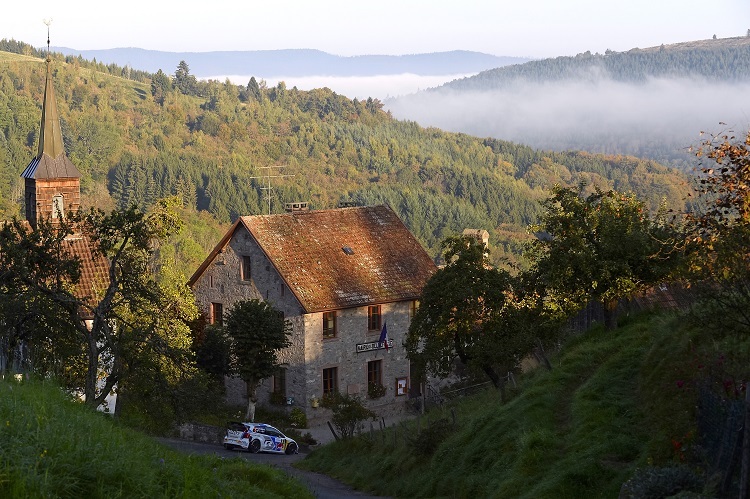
(367, 359, 383, 387)
(322, 311, 337, 339)
(210, 302, 223, 326)
(367, 305, 381, 332)
(241, 255, 252, 281)
(273, 367, 286, 398)
(322, 367, 338, 396)
(51, 194, 64, 219)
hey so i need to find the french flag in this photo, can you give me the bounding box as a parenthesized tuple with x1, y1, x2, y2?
(379, 322, 389, 351)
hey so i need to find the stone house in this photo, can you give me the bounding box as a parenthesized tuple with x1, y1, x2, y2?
(188, 204, 436, 424)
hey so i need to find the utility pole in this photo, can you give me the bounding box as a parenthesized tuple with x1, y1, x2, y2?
(248, 165, 294, 215)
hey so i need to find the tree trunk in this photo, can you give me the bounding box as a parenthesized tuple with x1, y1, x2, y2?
(245, 379, 258, 422)
(85, 334, 99, 406)
(535, 339, 553, 371)
(602, 299, 619, 330)
(481, 364, 501, 388)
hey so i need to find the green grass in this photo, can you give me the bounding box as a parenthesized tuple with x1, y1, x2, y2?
(0, 379, 312, 498)
(299, 311, 703, 498)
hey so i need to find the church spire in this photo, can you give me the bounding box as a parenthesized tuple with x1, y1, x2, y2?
(37, 55, 66, 160)
(21, 23, 81, 227)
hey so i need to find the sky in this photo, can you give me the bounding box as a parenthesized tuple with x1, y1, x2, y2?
(3, 0, 750, 58)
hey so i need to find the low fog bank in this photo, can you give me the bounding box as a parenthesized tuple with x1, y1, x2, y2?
(386, 78, 750, 168)
(210, 73, 475, 100)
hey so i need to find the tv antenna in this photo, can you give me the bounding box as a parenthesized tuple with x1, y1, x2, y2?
(249, 165, 294, 215)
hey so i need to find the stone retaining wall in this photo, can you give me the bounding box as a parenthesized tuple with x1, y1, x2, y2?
(178, 422, 225, 444)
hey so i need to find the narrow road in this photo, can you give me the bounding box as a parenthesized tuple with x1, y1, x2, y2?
(157, 438, 386, 499)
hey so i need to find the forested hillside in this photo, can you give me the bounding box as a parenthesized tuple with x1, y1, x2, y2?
(0, 45, 690, 273)
(440, 37, 750, 90)
(388, 37, 750, 169)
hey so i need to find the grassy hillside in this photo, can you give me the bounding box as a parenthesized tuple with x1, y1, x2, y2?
(0, 48, 691, 272)
(0, 379, 312, 498)
(299, 311, 706, 497)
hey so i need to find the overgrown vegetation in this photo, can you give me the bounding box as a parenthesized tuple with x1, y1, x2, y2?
(0, 378, 312, 498)
(300, 311, 716, 497)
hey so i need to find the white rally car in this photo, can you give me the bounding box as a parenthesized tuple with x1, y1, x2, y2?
(223, 422, 299, 455)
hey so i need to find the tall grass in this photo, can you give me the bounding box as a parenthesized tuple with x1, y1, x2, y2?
(299, 311, 699, 498)
(0, 378, 312, 498)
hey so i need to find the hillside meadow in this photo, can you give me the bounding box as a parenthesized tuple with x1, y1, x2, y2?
(0, 378, 312, 498)
(299, 310, 721, 498)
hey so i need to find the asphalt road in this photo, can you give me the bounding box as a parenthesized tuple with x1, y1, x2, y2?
(157, 438, 386, 499)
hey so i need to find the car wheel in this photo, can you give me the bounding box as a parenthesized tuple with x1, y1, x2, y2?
(285, 443, 298, 455)
(249, 439, 261, 454)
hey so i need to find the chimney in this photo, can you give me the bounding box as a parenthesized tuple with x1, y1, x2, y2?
(285, 202, 309, 213)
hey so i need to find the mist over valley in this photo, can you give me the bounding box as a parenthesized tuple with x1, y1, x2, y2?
(386, 77, 750, 169)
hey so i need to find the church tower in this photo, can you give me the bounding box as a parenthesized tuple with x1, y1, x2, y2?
(20, 50, 81, 228)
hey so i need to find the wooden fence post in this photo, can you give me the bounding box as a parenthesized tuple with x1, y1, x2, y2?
(327, 421, 339, 441)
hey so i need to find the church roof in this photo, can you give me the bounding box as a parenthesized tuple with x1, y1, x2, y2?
(189, 205, 436, 313)
(21, 58, 81, 180)
(64, 234, 110, 314)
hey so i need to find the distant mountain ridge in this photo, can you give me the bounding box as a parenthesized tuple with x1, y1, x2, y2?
(436, 36, 750, 91)
(50, 47, 528, 78)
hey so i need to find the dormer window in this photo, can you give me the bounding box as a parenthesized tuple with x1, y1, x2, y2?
(52, 194, 64, 219)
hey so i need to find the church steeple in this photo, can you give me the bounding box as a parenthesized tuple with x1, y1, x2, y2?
(37, 57, 66, 160)
(20, 27, 81, 228)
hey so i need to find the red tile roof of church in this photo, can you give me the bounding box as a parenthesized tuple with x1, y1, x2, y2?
(64, 234, 110, 314)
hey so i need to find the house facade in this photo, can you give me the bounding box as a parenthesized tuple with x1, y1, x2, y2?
(189, 204, 436, 424)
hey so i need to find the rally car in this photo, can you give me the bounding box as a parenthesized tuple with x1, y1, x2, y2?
(223, 422, 299, 455)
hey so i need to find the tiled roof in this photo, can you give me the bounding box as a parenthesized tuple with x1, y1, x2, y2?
(190, 205, 436, 313)
(1, 222, 109, 319)
(242, 205, 435, 312)
(64, 234, 110, 314)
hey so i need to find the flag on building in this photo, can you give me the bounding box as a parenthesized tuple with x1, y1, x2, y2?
(379, 322, 389, 351)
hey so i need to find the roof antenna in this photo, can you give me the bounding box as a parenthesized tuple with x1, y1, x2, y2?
(43, 18, 52, 61)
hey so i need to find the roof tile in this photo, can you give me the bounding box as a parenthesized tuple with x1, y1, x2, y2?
(240, 205, 435, 312)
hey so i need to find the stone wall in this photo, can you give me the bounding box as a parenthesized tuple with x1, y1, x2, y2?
(303, 301, 413, 426)
(178, 422, 225, 444)
(193, 224, 308, 411)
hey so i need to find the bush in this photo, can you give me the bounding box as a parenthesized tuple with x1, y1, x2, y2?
(405, 417, 454, 457)
(284, 428, 318, 446)
(368, 382, 386, 399)
(321, 392, 376, 439)
(289, 407, 307, 428)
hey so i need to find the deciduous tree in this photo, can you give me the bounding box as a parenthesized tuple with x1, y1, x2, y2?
(0, 198, 197, 408)
(687, 131, 750, 336)
(406, 236, 528, 389)
(528, 185, 678, 329)
(224, 299, 291, 421)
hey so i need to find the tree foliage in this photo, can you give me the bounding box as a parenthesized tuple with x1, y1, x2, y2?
(686, 131, 750, 337)
(223, 299, 291, 421)
(0, 48, 691, 271)
(406, 236, 536, 389)
(528, 185, 679, 328)
(320, 392, 376, 439)
(0, 198, 197, 409)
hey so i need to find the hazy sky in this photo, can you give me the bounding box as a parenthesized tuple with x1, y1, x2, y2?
(3, 0, 749, 57)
